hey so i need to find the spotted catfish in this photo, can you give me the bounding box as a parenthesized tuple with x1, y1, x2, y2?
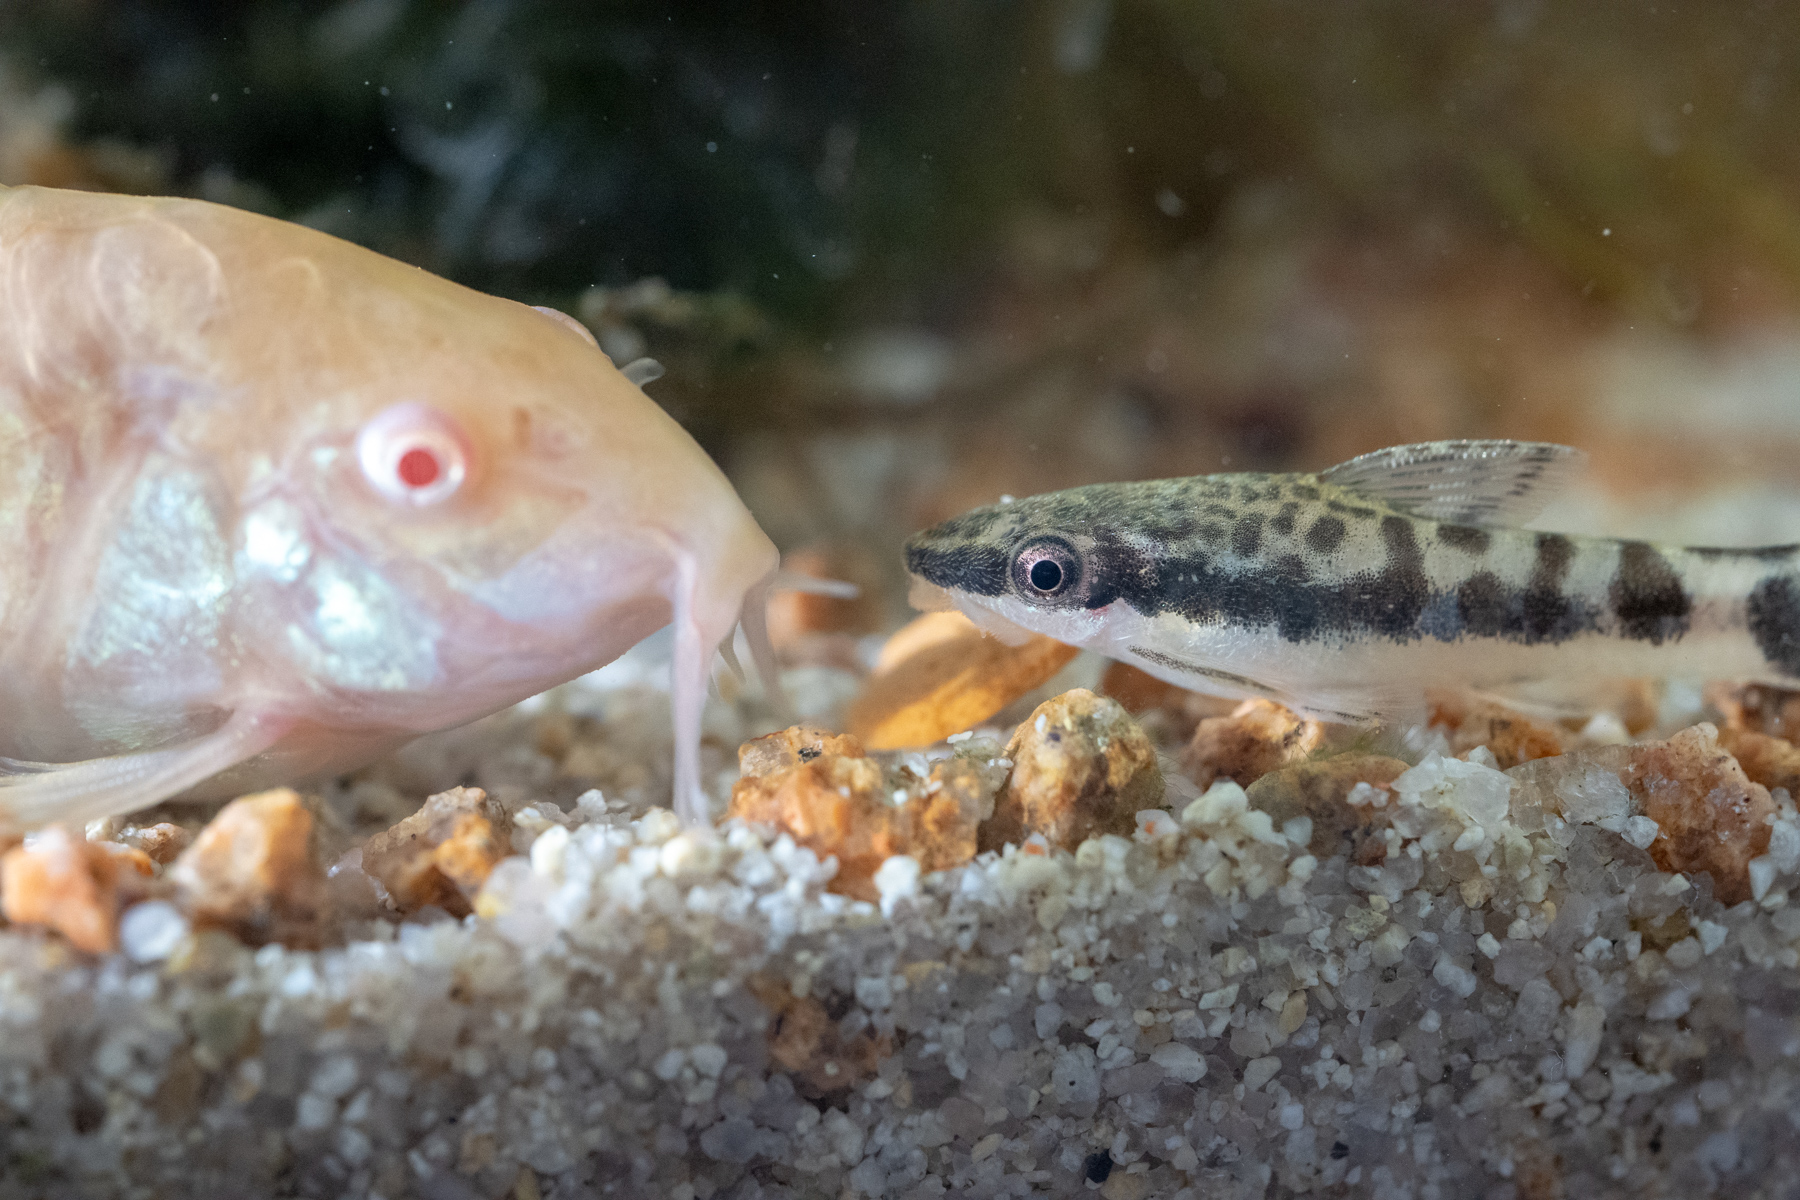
(904, 441, 1800, 722)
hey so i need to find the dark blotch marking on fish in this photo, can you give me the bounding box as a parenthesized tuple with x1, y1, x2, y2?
(1692, 543, 1800, 561)
(1327, 500, 1378, 519)
(1456, 571, 1509, 638)
(1748, 575, 1800, 677)
(1437, 524, 1491, 554)
(1198, 522, 1227, 545)
(1082, 532, 1158, 611)
(1362, 516, 1429, 638)
(1306, 515, 1346, 555)
(1202, 502, 1236, 520)
(1269, 502, 1299, 536)
(1292, 484, 1320, 501)
(1611, 541, 1691, 644)
(1232, 514, 1264, 559)
(1522, 532, 1582, 641)
(903, 543, 1009, 596)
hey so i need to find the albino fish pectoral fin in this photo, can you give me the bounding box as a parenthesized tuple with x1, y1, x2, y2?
(717, 636, 748, 687)
(741, 570, 791, 717)
(1318, 439, 1585, 527)
(0, 711, 291, 833)
(769, 569, 860, 600)
(621, 357, 665, 387)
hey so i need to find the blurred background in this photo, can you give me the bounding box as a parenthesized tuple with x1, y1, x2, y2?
(7, 0, 1800, 639)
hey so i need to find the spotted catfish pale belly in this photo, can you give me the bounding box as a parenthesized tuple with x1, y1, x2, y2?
(0, 183, 778, 831)
(905, 440, 1800, 722)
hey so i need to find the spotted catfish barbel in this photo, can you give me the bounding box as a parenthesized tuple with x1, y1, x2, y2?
(0, 182, 784, 830)
(905, 440, 1800, 722)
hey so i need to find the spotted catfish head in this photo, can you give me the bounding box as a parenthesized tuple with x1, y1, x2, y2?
(903, 482, 1176, 645)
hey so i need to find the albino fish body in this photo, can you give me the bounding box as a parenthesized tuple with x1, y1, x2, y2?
(905, 441, 1800, 722)
(0, 183, 777, 829)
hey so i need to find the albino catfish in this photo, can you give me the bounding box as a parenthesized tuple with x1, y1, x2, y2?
(0, 183, 780, 830)
(905, 440, 1800, 722)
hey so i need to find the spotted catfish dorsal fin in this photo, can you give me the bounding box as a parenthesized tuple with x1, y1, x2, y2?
(1317, 440, 1585, 527)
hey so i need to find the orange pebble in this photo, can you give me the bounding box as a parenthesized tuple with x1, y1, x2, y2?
(1182, 699, 1324, 790)
(1, 826, 123, 954)
(1622, 724, 1772, 906)
(846, 611, 1077, 749)
(362, 786, 512, 917)
(168, 789, 326, 945)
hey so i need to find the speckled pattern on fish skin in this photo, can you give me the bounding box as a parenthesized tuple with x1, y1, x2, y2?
(906, 441, 1800, 719)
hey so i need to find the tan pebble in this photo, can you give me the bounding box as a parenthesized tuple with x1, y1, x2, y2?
(747, 974, 892, 1096)
(432, 813, 509, 893)
(102, 843, 158, 880)
(1616, 679, 1662, 736)
(1621, 723, 1773, 905)
(1097, 661, 1236, 742)
(981, 689, 1162, 853)
(1278, 992, 1308, 1036)
(738, 725, 866, 779)
(0, 825, 126, 954)
(362, 786, 513, 917)
(1099, 1171, 1146, 1200)
(1635, 908, 1691, 951)
(1709, 681, 1800, 741)
(1244, 754, 1408, 860)
(457, 1130, 498, 1175)
(846, 611, 1078, 750)
(168, 789, 326, 946)
(1512, 1147, 1565, 1200)
(1098, 660, 1190, 715)
(1182, 698, 1325, 790)
(728, 731, 990, 900)
(532, 708, 577, 761)
(122, 822, 192, 865)
(1717, 726, 1800, 798)
(1460, 877, 1493, 908)
(1426, 690, 1565, 769)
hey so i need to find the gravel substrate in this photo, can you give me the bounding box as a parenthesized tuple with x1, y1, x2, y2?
(5, 667, 1800, 1199)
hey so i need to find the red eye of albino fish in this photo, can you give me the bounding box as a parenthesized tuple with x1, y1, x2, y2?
(356, 403, 470, 505)
(396, 446, 440, 488)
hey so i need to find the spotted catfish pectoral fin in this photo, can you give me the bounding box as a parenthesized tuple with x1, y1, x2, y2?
(1318, 440, 1585, 527)
(1127, 645, 1381, 724)
(0, 711, 290, 832)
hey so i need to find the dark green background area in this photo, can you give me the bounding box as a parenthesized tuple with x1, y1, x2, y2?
(1, 1, 1023, 326)
(9, 1, 1800, 352)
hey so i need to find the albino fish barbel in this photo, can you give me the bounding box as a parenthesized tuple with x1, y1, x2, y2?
(0, 183, 779, 830)
(905, 440, 1800, 721)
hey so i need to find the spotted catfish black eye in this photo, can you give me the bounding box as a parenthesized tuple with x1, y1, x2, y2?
(1012, 538, 1081, 600)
